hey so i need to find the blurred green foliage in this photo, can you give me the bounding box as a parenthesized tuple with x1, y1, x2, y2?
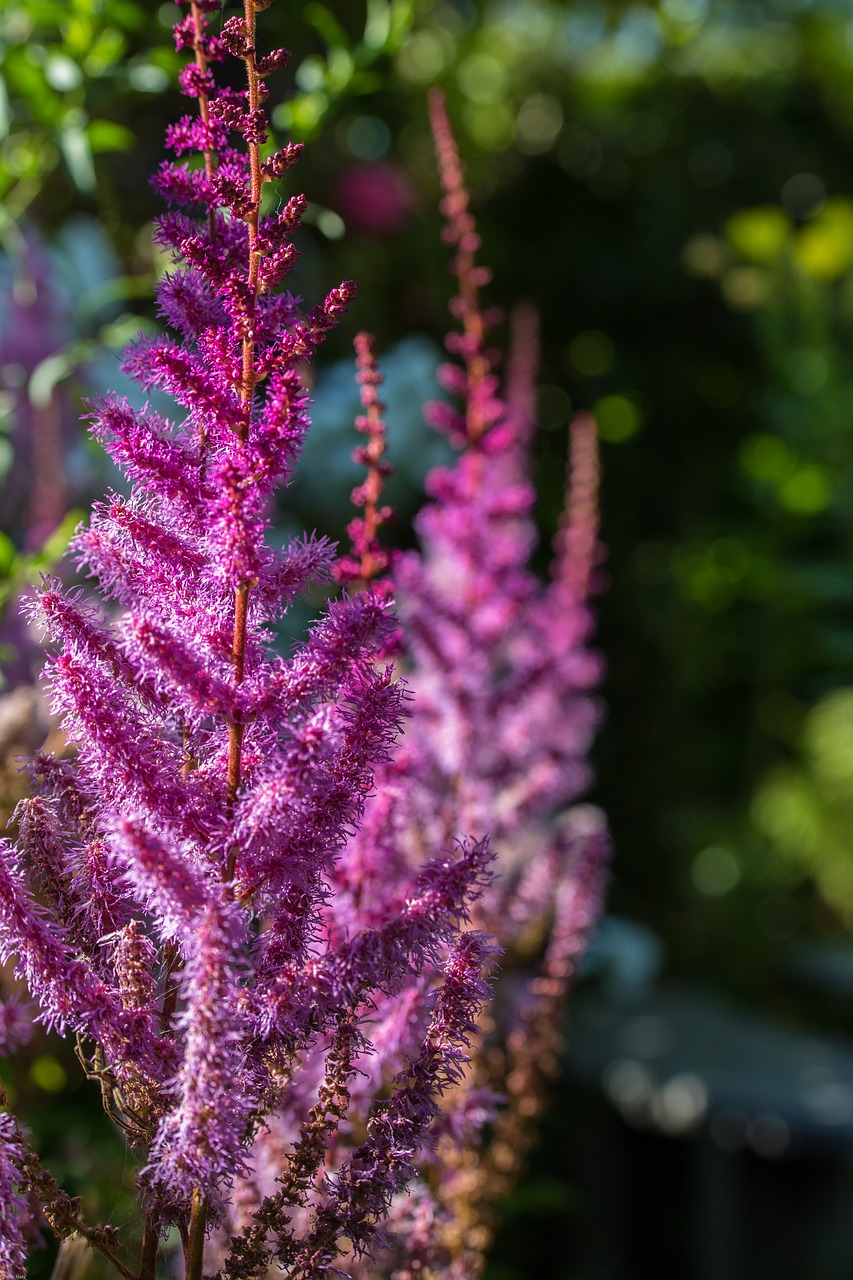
(754, 688, 853, 924)
(0, 0, 156, 228)
(0, 513, 80, 626)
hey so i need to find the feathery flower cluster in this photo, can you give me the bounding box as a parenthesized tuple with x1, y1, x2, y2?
(345, 93, 610, 1275)
(215, 91, 611, 1280)
(0, 7, 495, 1277)
(340, 94, 610, 1277)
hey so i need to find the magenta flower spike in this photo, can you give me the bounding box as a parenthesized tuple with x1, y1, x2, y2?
(302, 91, 613, 1276)
(335, 332, 396, 598)
(0, 7, 496, 1278)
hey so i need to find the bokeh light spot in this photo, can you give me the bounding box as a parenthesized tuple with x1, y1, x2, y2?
(779, 464, 830, 514)
(726, 206, 791, 264)
(740, 434, 796, 484)
(31, 1055, 67, 1093)
(781, 172, 826, 218)
(593, 394, 642, 442)
(570, 330, 614, 377)
(721, 265, 769, 309)
(396, 31, 450, 82)
(683, 234, 728, 278)
(692, 845, 740, 896)
(465, 102, 515, 151)
(516, 94, 563, 155)
(345, 116, 391, 161)
(457, 53, 505, 104)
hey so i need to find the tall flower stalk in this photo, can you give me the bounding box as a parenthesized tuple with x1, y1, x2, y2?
(341, 94, 610, 1277)
(216, 91, 611, 1280)
(0, 6, 494, 1277)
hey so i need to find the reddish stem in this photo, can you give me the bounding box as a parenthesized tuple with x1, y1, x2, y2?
(428, 88, 494, 444)
(189, 0, 217, 242)
(225, 0, 265, 859)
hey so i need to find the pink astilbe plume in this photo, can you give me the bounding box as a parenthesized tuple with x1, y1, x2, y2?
(216, 89, 611, 1280)
(0, 8, 495, 1280)
(335, 332, 396, 596)
(317, 92, 610, 1277)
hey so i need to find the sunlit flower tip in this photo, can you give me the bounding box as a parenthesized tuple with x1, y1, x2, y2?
(29, 578, 137, 686)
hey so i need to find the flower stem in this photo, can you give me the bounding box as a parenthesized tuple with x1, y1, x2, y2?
(189, 0, 217, 241)
(138, 1212, 159, 1280)
(185, 1189, 208, 1280)
(224, 0, 263, 851)
(226, 580, 250, 828)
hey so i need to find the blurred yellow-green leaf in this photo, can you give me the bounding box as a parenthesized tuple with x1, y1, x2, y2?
(726, 206, 792, 264)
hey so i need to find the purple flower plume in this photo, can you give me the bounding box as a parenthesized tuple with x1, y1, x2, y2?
(141, 898, 253, 1212)
(277, 94, 613, 1280)
(0, 4, 495, 1274)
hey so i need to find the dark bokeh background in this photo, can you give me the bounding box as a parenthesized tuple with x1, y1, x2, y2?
(6, 1, 853, 1276)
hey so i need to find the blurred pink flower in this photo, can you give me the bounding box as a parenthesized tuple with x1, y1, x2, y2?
(334, 161, 414, 236)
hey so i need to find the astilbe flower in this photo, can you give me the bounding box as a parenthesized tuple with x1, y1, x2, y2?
(217, 93, 612, 1280)
(333, 97, 610, 1277)
(369, 97, 610, 1278)
(0, 8, 495, 1278)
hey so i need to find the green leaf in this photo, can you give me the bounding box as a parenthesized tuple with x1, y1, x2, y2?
(0, 74, 10, 140)
(363, 0, 392, 51)
(28, 342, 91, 408)
(305, 3, 349, 50)
(37, 510, 82, 566)
(86, 118, 134, 153)
(0, 532, 16, 579)
(58, 114, 95, 192)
